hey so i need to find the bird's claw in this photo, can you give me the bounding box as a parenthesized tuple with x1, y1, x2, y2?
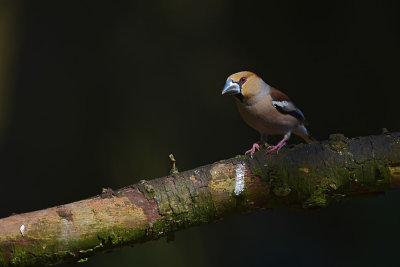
(245, 143, 260, 158)
(266, 142, 286, 154)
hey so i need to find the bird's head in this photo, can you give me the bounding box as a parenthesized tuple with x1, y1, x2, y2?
(221, 71, 264, 102)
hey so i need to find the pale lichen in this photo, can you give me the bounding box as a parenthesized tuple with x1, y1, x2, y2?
(234, 163, 246, 195)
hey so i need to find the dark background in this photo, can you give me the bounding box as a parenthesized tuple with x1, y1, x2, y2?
(1, 1, 400, 266)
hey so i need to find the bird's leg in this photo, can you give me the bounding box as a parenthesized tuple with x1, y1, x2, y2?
(266, 132, 291, 154)
(245, 134, 267, 158)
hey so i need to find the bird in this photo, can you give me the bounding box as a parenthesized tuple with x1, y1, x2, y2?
(221, 71, 316, 157)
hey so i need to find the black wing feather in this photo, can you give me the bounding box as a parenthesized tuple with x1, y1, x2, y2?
(273, 104, 306, 122)
(270, 87, 307, 123)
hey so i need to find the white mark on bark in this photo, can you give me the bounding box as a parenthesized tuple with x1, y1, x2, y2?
(234, 163, 245, 195)
(20, 224, 25, 237)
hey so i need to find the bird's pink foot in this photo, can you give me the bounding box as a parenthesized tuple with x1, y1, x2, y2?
(245, 142, 261, 158)
(266, 137, 288, 154)
(266, 142, 286, 154)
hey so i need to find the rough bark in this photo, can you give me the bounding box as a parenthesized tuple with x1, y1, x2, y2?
(1, 132, 400, 266)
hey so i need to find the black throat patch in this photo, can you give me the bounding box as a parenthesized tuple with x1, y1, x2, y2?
(234, 93, 244, 103)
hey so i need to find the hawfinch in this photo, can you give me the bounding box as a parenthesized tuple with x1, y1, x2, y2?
(222, 71, 316, 157)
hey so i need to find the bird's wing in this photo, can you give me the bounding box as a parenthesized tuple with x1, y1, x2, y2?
(270, 87, 308, 124)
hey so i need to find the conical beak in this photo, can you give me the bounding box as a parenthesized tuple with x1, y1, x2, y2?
(221, 79, 241, 95)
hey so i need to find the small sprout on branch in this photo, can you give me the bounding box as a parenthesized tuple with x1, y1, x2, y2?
(169, 154, 179, 175)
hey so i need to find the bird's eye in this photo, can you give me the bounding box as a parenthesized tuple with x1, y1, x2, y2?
(239, 77, 247, 84)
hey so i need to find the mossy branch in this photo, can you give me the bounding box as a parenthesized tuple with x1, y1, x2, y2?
(1, 133, 400, 266)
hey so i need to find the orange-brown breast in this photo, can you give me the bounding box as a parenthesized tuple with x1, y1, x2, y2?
(236, 93, 299, 135)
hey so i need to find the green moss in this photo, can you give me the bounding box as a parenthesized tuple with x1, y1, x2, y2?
(352, 161, 393, 191)
(77, 257, 88, 263)
(329, 133, 347, 142)
(139, 180, 156, 199)
(273, 186, 291, 197)
(97, 227, 147, 246)
(78, 242, 103, 254)
(0, 233, 110, 266)
(0, 247, 6, 267)
(264, 163, 279, 182)
(1, 189, 213, 266)
(151, 218, 168, 235)
(251, 167, 267, 180)
(150, 202, 215, 238)
(152, 169, 215, 227)
(302, 177, 336, 208)
(8, 240, 51, 266)
(268, 167, 288, 189)
(235, 154, 247, 160)
(281, 168, 290, 182)
(303, 190, 327, 208)
(188, 192, 215, 224)
(143, 184, 155, 199)
(5, 239, 41, 266)
(329, 134, 349, 151)
(10, 249, 29, 266)
(375, 164, 390, 182)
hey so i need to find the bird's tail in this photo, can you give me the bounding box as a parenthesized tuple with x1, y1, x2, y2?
(293, 125, 318, 144)
(303, 133, 318, 144)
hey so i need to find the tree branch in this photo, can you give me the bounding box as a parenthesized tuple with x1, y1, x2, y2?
(1, 133, 400, 266)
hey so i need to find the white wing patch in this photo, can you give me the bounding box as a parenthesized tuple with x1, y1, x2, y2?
(272, 100, 290, 108)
